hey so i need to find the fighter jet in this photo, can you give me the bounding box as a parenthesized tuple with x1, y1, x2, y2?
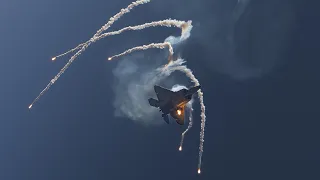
(148, 85, 201, 125)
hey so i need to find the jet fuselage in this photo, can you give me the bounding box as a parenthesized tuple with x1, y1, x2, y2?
(148, 85, 201, 125)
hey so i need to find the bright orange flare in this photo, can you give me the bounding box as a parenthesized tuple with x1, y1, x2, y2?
(177, 109, 181, 115)
(198, 169, 201, 174)
(51, 57, 56, 61)
(108, 57, 112, 61)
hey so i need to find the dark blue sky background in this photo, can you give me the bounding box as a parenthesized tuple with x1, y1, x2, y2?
(1, 0, 319, 179)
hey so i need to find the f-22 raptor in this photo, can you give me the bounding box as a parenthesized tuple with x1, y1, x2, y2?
(148, 85, 201, 125)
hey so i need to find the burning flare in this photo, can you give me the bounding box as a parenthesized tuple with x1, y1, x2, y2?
(177, 109, 182, 115)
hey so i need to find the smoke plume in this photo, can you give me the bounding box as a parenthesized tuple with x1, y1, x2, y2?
(111, 21, 192, 125)
(149, 0, 295, 80)
(111, 53, 193, 125)
(112, 53, 167, 125)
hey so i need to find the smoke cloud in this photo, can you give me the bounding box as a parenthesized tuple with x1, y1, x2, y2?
(111, 21, 193, 125)
(112, 54, 164, 125)
(112, 54, 192, 125)
(149, 0, 296, 80)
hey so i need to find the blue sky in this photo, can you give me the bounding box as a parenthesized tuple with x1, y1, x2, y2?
(1, 0, 319, 179)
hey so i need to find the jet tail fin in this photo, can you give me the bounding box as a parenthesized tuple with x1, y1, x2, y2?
(148, 98, 159, 107)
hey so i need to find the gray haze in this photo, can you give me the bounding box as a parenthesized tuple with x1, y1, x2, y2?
(150, 0, 295, 79)
(112, 28, 192, 125)
(112, 53, 170, 125)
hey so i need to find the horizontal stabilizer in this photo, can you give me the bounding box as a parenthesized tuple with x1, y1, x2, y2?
(162, 114, 170, 124)
(148, 98, 159, 107)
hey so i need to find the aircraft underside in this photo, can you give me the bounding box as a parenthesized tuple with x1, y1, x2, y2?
(148, 85, 200, 125)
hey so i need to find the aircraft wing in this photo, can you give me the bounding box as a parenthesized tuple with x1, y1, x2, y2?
(154, 85, 174, 102)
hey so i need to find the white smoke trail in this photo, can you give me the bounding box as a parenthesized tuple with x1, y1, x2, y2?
(179, 102, 193, 151)
(30, 1, 192, 108)
(30, 0, 206, 174)
(51, 43, 85, 61)
(162, 59, 206, 173)
(108, 42, 174, 62)
(108, 20, 192, 61)
(170, 84, 194, 151)
(52, 19, 192, 62)
(29, 0, 152, 108)
(112, 54, 179, 125)
(94, 0, 151, 37)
